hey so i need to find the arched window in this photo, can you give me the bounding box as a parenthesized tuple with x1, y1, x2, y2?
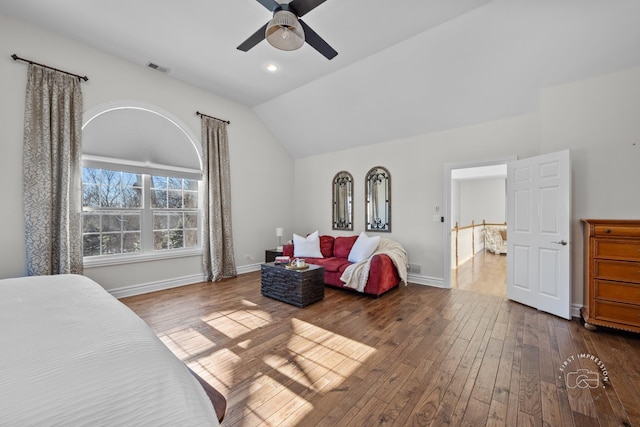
(81, 102, 202, 264)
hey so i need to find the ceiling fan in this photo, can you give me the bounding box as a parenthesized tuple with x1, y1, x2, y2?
(237, 0, 338, 60)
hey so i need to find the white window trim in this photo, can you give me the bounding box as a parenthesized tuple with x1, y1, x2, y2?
(83, 247, 202, 268)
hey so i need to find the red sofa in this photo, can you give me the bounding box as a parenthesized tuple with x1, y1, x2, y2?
(282, 234, 401, 297)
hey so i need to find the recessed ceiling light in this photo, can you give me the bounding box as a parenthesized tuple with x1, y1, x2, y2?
(265, 62, 279, 72)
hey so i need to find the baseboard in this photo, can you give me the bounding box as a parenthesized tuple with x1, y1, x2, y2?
(571, 303, 583, 319)
(110, 273, 206, 298)
(109, 264, 261, 298)
(407, 273, 445, 288)
(236, 263, 261, 275)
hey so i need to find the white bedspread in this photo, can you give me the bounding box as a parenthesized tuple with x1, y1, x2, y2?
(0, 274, 218, 426)
(340, 238, 409, 292)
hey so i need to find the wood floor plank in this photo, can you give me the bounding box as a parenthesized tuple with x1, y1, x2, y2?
(491, 333, 515, 404)
(549, 344, 576, 427)
(430, 302, 492, 426)
(505, 323, 523, 426)
(348, 395, 388, 426)
(470, 337, 503, 404)
(565, 321, 602, 419)
(606, 369, 640, 426)
(447, 330, 491, 425)
(486, 399, 507, 427)
(516, 411, 539, 426)
(518, 344, 542, 419)
(572, 410, 600, 427)
(119, 271, 640, 427)
(522, 311, 539, 347)
(317, 323, 428, 425)
(540, 380, 563, 427)
(407, 369, 453, 426)
(382, 358, 435, 426)
(460, 397, 490, 426)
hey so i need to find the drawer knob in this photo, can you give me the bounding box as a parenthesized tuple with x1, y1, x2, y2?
(606, 229, 611, 233)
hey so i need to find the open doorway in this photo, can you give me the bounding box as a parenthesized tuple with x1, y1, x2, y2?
(443, 157, 515, 297)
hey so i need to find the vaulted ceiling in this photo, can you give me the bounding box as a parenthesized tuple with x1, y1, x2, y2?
(3, 0, 640, 158)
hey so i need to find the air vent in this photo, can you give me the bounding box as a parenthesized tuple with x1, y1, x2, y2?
(147, 62, 171, 73)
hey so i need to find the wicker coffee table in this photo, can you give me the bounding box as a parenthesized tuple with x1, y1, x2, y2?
(260, 262, 325, 307)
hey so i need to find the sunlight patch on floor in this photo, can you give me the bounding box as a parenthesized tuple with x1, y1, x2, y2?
(238, 318, 377, 424)
(202, 308, 273, 339)
(158, 310, 377, 425)
(160, 328, 217, 359)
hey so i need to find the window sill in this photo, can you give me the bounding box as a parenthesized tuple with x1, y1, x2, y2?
(84, 248, 202, 268)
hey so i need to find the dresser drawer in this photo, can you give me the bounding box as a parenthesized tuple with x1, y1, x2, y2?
(594, 300, 640, 328)
(594, 224, 640, 238)
(594, 260, 640, 284)
(594, 280, 640, 304)
(594, 240, 640, 261)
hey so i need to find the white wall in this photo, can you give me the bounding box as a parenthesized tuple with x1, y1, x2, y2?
(0, 14, 294, 292)
(450, 180, 460, 226)
(458, 178, 506, 226)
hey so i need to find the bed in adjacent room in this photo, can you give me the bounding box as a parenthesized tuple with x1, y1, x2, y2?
(0, 274, 224, 426)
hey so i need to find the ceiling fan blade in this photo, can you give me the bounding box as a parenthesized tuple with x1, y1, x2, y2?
(237, 22, 269, 52)
(299, 19, 337, 60)
(289, 0, 326, 17)
(255, 0, 281, 12)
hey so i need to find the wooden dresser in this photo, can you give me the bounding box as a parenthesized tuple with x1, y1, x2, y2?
(581, 219, 640, 333)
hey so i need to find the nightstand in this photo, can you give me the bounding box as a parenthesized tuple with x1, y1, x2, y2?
(265, 249, 283, 263)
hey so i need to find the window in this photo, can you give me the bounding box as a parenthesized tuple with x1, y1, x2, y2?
(81, 102, 203, 264)
(82, 167, 199, 258)
(150, 176, 199, 250)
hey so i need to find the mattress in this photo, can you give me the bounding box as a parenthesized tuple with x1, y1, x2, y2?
(0, 274, 218, 426)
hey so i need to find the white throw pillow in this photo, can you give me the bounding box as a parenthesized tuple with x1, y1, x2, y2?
(293, 231, 324, 258)
(348, 232, 380, 263)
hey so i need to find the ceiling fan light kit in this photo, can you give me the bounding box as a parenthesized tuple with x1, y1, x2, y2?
(266, 10, 305, 51)
(238, 0, 338, 60)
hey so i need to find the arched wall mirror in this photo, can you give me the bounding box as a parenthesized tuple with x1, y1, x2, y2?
(365, 166, 391, 232)
(332, 171, 353, 230)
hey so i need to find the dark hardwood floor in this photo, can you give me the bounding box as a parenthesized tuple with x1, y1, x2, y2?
(122, 272, 640, 426)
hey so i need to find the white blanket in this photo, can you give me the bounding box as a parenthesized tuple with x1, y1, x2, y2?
(340, 238, 408, 292)
(0, 274, 218, 427)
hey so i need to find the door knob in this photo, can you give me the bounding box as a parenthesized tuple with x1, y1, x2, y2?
(551, 240, 568, 246)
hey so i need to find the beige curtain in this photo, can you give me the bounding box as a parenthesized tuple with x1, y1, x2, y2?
(201, 117, 237, 281)
(23, 64, 84, 275)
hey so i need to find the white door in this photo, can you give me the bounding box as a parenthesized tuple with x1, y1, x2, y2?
(506, 150, 571, 319)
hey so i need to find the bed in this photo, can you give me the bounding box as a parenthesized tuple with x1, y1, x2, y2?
(0, 274, 224, 426)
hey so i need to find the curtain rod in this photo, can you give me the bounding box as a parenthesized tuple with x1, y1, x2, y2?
(11, 54, 89, 82)
(196, 111, 230, 125)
